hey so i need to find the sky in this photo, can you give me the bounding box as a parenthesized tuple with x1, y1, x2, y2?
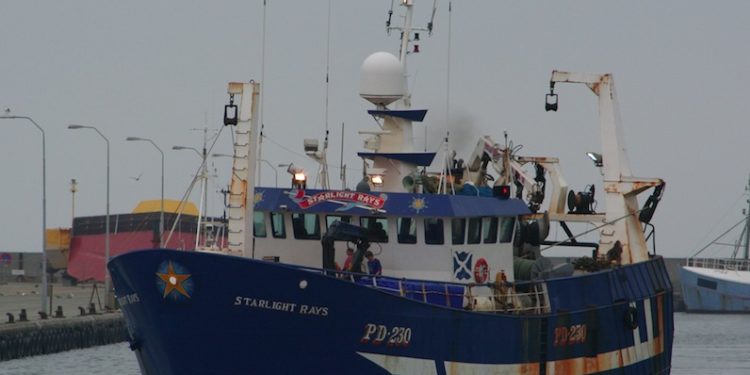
(1, 0, 749, 258)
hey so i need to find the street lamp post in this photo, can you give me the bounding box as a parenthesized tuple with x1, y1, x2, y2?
(261, 159, 279, 187)
(68, 124, 113, 309)
(127, 137, 165, 247)
(1, 114, 48, 315)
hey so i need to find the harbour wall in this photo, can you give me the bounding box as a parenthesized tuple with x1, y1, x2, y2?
(0, 313, 126, 361)
(0, 282, 127, 362)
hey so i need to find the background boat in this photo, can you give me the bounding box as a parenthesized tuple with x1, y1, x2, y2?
(680, 175, 750, 312)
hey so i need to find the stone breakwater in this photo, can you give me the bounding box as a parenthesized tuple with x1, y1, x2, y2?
(0, 313, 126, 361)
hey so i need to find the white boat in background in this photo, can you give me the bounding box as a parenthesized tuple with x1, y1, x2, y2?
(681, 176, 750, 312)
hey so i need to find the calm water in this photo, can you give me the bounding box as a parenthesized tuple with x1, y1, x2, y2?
(0, 313, 748, 374)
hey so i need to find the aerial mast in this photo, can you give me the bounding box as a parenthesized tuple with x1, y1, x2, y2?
(745, 174, 750, 259)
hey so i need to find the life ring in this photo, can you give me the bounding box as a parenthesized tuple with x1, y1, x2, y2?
(625, 306, 638, 330)
(473, 258, 489, 283)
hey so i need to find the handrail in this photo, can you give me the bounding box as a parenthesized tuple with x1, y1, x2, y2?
(322, 270, 550, 315)
(686, 257, 750, 272)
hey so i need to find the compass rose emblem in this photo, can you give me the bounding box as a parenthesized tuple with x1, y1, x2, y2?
(156, 261, 193, 301)
(409, 197, 427, 213)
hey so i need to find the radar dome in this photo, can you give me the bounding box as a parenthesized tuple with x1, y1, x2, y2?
(359, 52, 406, 106)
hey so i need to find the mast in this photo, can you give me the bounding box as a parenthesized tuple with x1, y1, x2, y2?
(397, 1, 414, 74)
(339, 122, 346, 189)
(361, 0, 437, 192)
(548, 71, 664, 265)
(194, 128, 209, 249)
(225, 81, 260, 257)
(745, 174, 750, 259)
(257, 0, 267, 185)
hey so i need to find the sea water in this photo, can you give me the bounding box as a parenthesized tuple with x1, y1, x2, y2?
(671, 312, 750, 374)
(1, 313, 748, 374)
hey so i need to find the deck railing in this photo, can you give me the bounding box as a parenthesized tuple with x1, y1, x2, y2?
(686, 257, 750, 272)
(333, 271, 550, 315)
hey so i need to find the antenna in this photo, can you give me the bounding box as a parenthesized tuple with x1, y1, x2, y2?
(745, 173, 750, 259)
(428, 0, 438, 35)
(386, 0, 394, 34)
(445, 1, 452, 152)
(325, 0, 331, 133)
(387, 0, 438, 69)
(438, 131, 455, 194)
(258, 0, 268, 184)
(340, 122, 346, 189)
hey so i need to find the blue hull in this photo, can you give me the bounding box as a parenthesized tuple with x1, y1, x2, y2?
(680, 266, 750, 312)
(109, 250, 673, 374)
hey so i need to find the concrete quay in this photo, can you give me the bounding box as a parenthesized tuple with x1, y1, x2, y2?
(0, 282, 111, 320)
(0, 282, 126, 361)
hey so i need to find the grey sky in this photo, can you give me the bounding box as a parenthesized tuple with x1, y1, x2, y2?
(1, 1, 749, 258)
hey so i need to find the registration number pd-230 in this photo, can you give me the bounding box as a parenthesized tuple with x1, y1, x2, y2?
(360, 323, 412, 347)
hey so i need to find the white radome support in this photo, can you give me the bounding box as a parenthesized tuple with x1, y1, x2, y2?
(356, 0, 431, 192)
(550, 71, 664, 264)
(359, 52, 417, 192)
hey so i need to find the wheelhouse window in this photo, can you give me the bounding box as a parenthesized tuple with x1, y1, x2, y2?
(292, 213, 321, 240)
(499, 217, 515, 243)
(325, 215, 351, 230)
(451, 218, 466, 245)
(424, 218, 444, 245)
(397, 217, 417, 244)
(483, 217, 498, 244)
(270, 212, 286, 238)
(253, 211, 267, 238)
(360, 216, 388, 243)
(467, 217, 482, 244)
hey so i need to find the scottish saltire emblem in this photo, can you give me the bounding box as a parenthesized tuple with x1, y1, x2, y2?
(156, 261, 193, 301)
(453, 251, 473, 280)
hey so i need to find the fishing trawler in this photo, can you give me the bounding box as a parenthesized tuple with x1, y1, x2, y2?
(108, 1, 673, 373)
(680, 176, 750, 312)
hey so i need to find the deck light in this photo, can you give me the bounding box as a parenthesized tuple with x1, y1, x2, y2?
(224, 93, 238, 127)
(366, 168, 386, 187)
(586, 152, 603, 167)
(545, 83, 558, 112)
(292, 172, 307, 189)
(284, 163, 307, 189)
(494, 185, 511, 199)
